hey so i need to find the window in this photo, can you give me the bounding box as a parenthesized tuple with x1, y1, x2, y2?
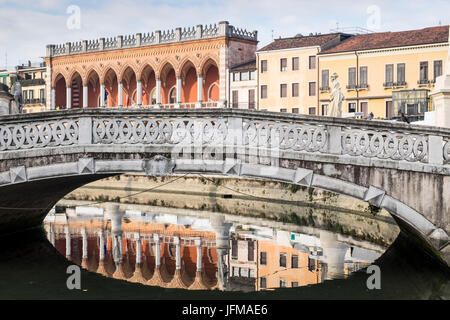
(292, 108, 299, 114)
(359, 66, 368, 88)
(385, 64, 394, 85)
(321, 69, 329, 89)
(260, 85, 267, 99)
(280, 58, 287, 72)
(280, 84, 287, 98)
(360, 101, 368, 117)
(232, 90, 239, 108)
(308, 257, 316, 271)
(309, 56, 316, 69)
(29, 90, 34, 100)
(249, 70, 256, 80)
(291, 282, 299, 287)
(260, 277, 267, 289)
(291, 254, 299, 269)
(261, 60, 268, 73)
(248, 89, 255, 109)
(348, 67, 356, 88)
(23, 90, 28, 101)
(386, 101, 393, 118)
(260, 251, 267, 265)
(247, 241, 255, 261)
(309, 107, 316, 115)
(292, 83, 299, 97)
(292, 57, 299, 70)
(308, 82, 316, 96)
(420, 61, 428, 81)
(240, 71, 249, 81)
(348, 102, 356, 113)
(233, 72, 239, 81)
(279, 279, 287, 287)
(280, 108, 287, 112)
(434, 60, 443, 80)
(321, 104, 328, 116)
(240, 268, 249, 277)
(397, 63, 406, 84)
(40, 89, 45, 101)
(249, 269, 255, 278)
(233, 267, 239, 277)
(231, 239, 238, 259)
(279, 252, 287, 267)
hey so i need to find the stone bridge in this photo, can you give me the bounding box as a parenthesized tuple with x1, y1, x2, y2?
(0, 108, 449, 266)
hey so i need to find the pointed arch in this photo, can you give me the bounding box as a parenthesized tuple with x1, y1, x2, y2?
(199, 55, 220, 77)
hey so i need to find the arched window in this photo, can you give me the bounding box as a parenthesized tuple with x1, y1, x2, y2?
(149, 88, 157, 105)
(168, 86, 176, 104)
(207, 82, 219, 101)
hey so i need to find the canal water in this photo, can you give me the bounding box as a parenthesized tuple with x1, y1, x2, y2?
(0, 201, 449, 299)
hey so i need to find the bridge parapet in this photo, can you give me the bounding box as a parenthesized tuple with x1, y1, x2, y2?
(0, 109, 449, 169)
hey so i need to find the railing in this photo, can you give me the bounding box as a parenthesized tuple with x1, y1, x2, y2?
(23, 98, 46, 105)
(47, 21, 258, 57)
(0, 109, 449, 167)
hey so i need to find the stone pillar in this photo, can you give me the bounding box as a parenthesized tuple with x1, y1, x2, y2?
(100, 83, 106, 107)
(154, 234, 161, 268)
(49, 224, 55, 246)
(320, 230, 349, 280)
(137, 80, 142, 106)
(65, 226, 71, 258)
(82, 85, 88, 108)
(98, 230, 105, 261)
(81, 227, 88, 260)
(156, 78, 162, 105)
(118, 82, 123, 107)
(195, 238, 202, 272)
(174, 236, 181, 270)
(196, 75, 203, 108)
(176, 76, 182, 103)
(51, 87, 55, 110)
(106, 204, 123, 235)
(135, 234, 142, 264)
(66, 86, 71, 109)
(430, 26, 450, 128)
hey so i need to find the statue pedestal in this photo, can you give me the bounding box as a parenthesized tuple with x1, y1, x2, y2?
(430, 74, 450, 128)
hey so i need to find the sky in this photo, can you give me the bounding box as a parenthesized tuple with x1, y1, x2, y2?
(0, 0, 449, 70)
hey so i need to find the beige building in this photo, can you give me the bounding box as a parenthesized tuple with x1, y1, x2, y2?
(0, 61, 47, 113)
(318, 26, 448, 120)
(256, 33, 351, 114)
(229, 59, 257, 109)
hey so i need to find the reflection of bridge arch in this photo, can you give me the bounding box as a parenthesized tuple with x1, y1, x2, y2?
(1, 109, 449, 266)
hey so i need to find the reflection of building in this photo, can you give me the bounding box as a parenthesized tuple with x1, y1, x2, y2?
(45, 21, 257, 110)
(257, 240, 321, 290)
(44, 208, 382, 291)
(318, 26, 448, 121)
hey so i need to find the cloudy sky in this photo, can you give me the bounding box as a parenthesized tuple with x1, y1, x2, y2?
(0, 0, 449, 70)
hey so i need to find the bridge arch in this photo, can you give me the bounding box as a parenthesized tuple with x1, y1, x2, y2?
(0, 109, 448, 266)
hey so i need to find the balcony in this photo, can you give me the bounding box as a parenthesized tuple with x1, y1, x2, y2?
(417, 79, 430, 86)
(319, 86, 330, 92)
(357, 84, 369, 90)
(23, 98, 46, 105)
(19, 79, 45, 87)
(346, 84, 357, 90)
(383, 82, 395, 88)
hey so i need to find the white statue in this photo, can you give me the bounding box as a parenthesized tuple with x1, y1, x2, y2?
(328, 72, 345, 117)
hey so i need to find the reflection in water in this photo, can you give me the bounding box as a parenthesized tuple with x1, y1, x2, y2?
(44, 205, 384, 292)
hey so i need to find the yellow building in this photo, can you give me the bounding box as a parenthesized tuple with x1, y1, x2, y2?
(256, 33, 351, 114)
(318, 26, 448, 120)
(0, 61, 47, 113)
